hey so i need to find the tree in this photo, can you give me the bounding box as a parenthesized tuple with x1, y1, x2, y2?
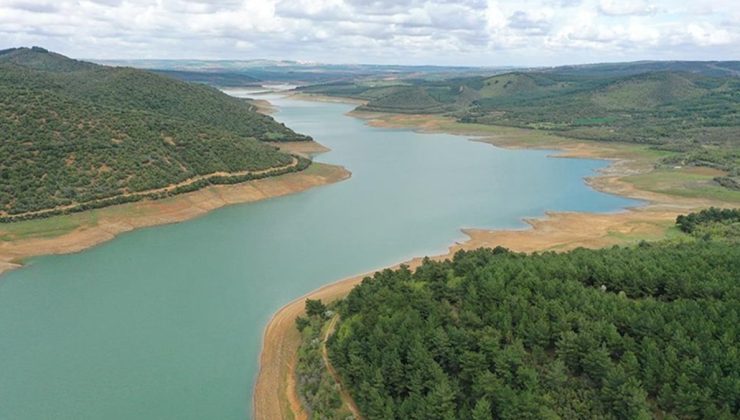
(602, 367, 651, 420)
(295, 316, 310, 332)
(305, 298, 327, 318)
(425, 377, 456, 420)
(472, 397, 493, 420)
(582, 344, 612, 385)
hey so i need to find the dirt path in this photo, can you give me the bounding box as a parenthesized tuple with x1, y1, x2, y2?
(322, 315, 363, 419)
(254, 272, 372, 420)
(2, 158, 299, 220)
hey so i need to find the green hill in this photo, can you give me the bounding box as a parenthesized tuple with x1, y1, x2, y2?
(361, 86, 449, 113)
(543, 60, 740, 78)
(302, 70, 733, 118)
(0, 46, 96, 72)
(591, 72, 706, 109)
(477, 72, 571, 99)
(0, 47, 310, 220)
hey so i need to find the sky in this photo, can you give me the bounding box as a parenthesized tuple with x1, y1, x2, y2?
(1, 0, 739, 66)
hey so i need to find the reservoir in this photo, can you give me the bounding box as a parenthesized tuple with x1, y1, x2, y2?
(0, 95, 638, 419)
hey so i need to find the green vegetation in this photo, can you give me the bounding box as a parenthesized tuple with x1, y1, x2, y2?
(0, 47, 311, 219)
(322, 213, 740, 419)
(151, 69, 260, 87)
(0, 212, 91, 242)
(538, 61, 740, 78)
(295, 299, 353, 420)
(676, 208, 740, 242)
(301, 67, 739, 190)
(623, 168, 740, 203)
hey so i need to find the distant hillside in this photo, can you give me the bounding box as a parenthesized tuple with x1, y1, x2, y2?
(300, 68, 739, 186)
(152, 69, 261, 87)
(542, 60, 740, 78)
(0, 47, 310, 219)
(96, 58, 501, 83)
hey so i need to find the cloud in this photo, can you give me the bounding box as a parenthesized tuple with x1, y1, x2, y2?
(597, 0, 656, 16)
(6, 0, 59, 13)
(508, 10, 552, 35)
(0, 0, 737, 65)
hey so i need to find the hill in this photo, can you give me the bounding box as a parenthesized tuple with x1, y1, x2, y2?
(151, 69, 261, 87)
(543, 60, 740, 78)
(304, 211, 740, 419)
(97, 58, 503, 84)
(0, 47, 310, 220)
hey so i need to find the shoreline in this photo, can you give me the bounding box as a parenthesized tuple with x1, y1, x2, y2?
(0, 142, 349, 277)
(251, 209, 683, 419)
(0, 157, 302, 221)
(253, 100, 738, 419)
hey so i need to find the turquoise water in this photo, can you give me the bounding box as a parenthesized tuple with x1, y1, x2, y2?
(0, 96, 638, 419)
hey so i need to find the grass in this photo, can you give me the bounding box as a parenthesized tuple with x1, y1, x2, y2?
(624, 168, 740, 203)
(0, 212, 96, 241)
(300, 162, 337, 176)
(606, 224, 686, 244)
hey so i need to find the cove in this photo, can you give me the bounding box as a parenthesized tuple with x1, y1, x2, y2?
(0, 95, 639, 419)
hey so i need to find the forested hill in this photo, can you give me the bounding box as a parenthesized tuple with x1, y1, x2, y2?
(541, 60, 740, 78)
(0, 47, 310, 219)
(326, 220, 740, 419)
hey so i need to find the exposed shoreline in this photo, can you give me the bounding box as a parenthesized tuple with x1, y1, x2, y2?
(0, 142, 349, 277)
(253, 98, 738, 419)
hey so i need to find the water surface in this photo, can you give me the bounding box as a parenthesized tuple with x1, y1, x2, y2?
(0, 95, 638, 419)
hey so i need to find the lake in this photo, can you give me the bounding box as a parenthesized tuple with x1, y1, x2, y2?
(0, 94, 638, 419)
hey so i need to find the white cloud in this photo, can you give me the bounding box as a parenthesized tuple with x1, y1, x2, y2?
(597, 0, 656, 16)
(0, 0, 737, 65)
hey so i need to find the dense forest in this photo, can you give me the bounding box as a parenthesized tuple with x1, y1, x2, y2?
(314, 211, 740, 419)
(0, 47, 311, 218)
(300, 68, 740, 186)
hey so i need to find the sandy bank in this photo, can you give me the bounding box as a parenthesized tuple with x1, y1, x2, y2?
(0, 144, 349, 277)
(289, 92, 369, 106)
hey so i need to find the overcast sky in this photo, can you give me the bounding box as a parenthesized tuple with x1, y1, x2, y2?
(1, 0, 738, 66)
